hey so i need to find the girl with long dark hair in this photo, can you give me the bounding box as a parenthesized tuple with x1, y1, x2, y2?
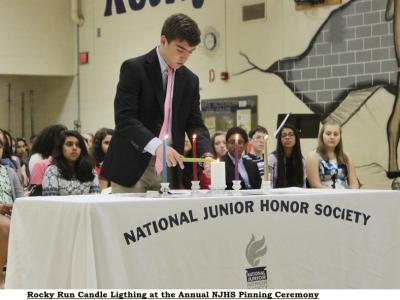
(42, 130, 100, 196)
(92, 128, 113, 190)
(268, 124, 306, 188)
(29, 124, 67, 173)
(29, 124, 68, 195)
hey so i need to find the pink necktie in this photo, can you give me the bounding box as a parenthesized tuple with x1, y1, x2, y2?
(155, 67, 173, 175)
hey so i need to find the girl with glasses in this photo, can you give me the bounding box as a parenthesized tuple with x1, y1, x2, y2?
(268, 124, 306, 188)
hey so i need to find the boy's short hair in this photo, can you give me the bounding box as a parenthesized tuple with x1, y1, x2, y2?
(248, 125, 268, 138)
(226, 127, 249, 143)
(161, 13, 201, 47)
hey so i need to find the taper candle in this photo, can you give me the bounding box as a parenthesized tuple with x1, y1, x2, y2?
(162, 135, 168, 183)
(234, 134, 239, 180)
(192, 134, 198, 181)
(264, 134, 269, 181)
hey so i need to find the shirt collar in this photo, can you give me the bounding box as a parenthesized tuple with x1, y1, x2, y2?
(227, 152, 243, 163)
(156, 46, 170, 74)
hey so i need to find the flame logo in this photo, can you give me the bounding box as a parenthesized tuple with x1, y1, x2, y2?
(246, 234, 267, 267)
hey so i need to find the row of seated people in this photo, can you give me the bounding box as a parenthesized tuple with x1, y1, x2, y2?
(182, 121, 359, 190)
(1, 120, 359, 199)
(0, 125, 114, 197)
(28, 126, 113, 195)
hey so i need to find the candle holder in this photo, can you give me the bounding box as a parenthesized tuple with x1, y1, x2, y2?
(392, 178, 400, 190)
(232, 180, 242, 192)
(160, 182, 170, 196)
(191, 180, 200, 193)
(261, 180, 271, 190)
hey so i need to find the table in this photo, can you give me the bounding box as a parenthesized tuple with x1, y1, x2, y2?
(5, 188, 400, 288)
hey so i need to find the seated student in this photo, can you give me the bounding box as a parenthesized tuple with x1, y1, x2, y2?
(0, 136, 23, 277)
(268, 124, 306, 188)
(27, 134, 36, 157)
(0, 130, 28, 187)
(197, 131, 227, 189)
(306, 121, 359, 189)
(211, 131, 227, 159)
(42, 130, 100, 196)
(82, 132, 94, 154)
(92, 128, 114, 190)
(29, 124, 67, 173)
(15, 137, 29, 168)
(0, 130, 17, 171)
(29, 125, 67, 196)
(15, 137, 30, 186)
(0, 135, 24, 198)
(243, 125, 268, 179)
(29, 156, 52, 196)
(220, 127, 262, 190)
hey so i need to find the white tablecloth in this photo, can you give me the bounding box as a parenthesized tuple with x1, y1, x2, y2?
(5, 188, 400, 288)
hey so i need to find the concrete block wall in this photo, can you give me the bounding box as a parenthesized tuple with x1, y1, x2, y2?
(268, 0, 397, 115)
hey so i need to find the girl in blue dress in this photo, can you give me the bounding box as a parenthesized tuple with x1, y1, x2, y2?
(306, 121, 359, 189)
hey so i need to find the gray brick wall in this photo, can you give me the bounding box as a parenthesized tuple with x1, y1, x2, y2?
(269, 0, 397, 114)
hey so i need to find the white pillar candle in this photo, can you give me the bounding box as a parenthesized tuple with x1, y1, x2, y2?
(211, 160, 226, 189)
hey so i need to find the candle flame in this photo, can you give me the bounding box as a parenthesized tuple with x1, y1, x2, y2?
(264, 134, 269, 141)
(192, 134, 197, 139)
(164, 135, 168, 140)
(235, 134, 239, 141)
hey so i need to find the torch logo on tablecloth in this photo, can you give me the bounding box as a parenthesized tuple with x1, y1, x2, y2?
(245, 234, 267, 288)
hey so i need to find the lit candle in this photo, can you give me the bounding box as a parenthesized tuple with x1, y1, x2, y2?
(192, 134, 198, 181)
(211, 159, 226, 189)
(264, 134, 269, 181)
(162, 135, 168, 183)
(234, 133, 239, 180)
